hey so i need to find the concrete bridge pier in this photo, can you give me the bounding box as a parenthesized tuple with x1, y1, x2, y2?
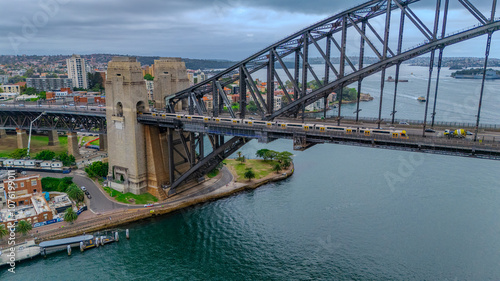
(67, 132, 81, 158)
(0, 129, 6, 138)
(99, 134, 107, 151)
(48, 130, 59, 146)
(16, 129, 28, 149)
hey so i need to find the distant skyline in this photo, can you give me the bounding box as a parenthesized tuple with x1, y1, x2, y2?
(1, 0, 500, 60)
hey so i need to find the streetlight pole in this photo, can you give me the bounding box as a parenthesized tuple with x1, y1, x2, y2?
(27, 111, 46, 158)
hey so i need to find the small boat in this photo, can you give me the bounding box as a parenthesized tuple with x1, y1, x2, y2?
(417, 96, 426, 102)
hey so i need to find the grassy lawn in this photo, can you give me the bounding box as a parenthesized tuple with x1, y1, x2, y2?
(225, 159, 280, 181)
(103, 186, 158, 205)
(0, 135, 68, 157)
(80, 136, 98, 145)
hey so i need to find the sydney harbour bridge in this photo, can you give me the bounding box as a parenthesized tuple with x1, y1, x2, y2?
(1, 0, 500, 196)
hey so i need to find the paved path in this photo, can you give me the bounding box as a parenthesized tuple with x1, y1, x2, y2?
(34, 166, 235, 212)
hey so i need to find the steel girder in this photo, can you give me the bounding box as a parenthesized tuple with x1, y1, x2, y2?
(168, 135, 248, 194)
(166, 0, 500, 126)
(0, 108, 106, 133)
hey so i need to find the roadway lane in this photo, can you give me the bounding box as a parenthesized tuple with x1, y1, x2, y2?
(35, 171, 123, 213)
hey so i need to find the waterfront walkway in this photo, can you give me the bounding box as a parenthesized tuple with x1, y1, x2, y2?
(0, 164, 292, 246)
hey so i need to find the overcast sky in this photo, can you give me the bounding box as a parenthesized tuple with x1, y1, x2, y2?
(1, 0, 499, 60)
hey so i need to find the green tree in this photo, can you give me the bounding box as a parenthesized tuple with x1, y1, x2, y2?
(34, 150, 56, 160)
(87, 72, 104, 91)
(16, 220, 32, 236)
(231, 102, 239, 111)
(9, 148, 28, 159)
(64, 207, 78, 224)
(282, 159, 292, 169)
(38, 91, 46, 100)
(66, 183, 84, 202)
(57, 152, 76, 166)
(47, 73, 58, 78)
(22, 87, 37, 96)
(255, 149, 270, 160)
(8, 75, 25, 84)
(25, 68, 34, 78)
(272, 163, 282, 174)
(0, 224, 8, 240)
(0, 88, 3, 93)
(144, 74, 154, 81)
(244, 168, 256, 181)
(276, 151, 293, 164)
(85, 161, 109, 178)
(264, 150, 277, 161)
(246, 101, 258, 112)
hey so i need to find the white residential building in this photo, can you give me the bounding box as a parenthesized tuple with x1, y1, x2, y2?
(66, 54, 88, 89)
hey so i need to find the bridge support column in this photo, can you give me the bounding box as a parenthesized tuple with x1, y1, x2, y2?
(99, 134, 107, 151)
(145, 126, 168, 200)
(48, 130, 59, 146)
(67, 132, 81, 158)
(0, 129, 6, 138)
(16, 129, 28, 149)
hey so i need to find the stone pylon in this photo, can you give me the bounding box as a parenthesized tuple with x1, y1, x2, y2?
(153, 58, 190, 110)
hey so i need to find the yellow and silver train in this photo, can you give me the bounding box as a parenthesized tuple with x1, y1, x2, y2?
(141, 112, 409, 139)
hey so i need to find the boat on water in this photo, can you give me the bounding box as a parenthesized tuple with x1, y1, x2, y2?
(417, 96, 426, 102)
(0, 240, 41, 267)
(386, 76, 409, 82)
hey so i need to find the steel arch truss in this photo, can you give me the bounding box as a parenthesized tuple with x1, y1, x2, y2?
(167, 132, 248, 194)
(0, 109, 106, 133)
(167, 0, 500, 127)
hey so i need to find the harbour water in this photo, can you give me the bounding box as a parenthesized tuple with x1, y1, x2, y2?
(3, 65, 500, 280)
(3, 138, 500, 280)
(255, 64, 500, 125)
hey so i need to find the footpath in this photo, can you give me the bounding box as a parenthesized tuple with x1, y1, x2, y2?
(1, 164, 294, 246)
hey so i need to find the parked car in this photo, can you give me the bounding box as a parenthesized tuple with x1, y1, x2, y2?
(85, 191, 90, 195)
(87, 194, 92, 199)
(144, 203, 154, 208)
(81, 186, 87, 192)
(466, 131, 474, 135)
(425, 129, 436, 133)
(399, 121, 410, 125)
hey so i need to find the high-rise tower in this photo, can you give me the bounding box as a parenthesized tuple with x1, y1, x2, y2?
(66, 54, 88, 89)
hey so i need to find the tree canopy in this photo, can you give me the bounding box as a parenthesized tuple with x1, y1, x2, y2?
(64, 207, 78, 223)
(85, 161, 109, 178)
(66, 183, 84, 202)
(0, 224, 8, 240)
(16, 220, 32, 236)
(244, 168, 256, 181)
(9, 148, 28, 159)
(56, 152, 76, 166)
(144, 74, 154, 81)
(34, 150, 56, 160)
